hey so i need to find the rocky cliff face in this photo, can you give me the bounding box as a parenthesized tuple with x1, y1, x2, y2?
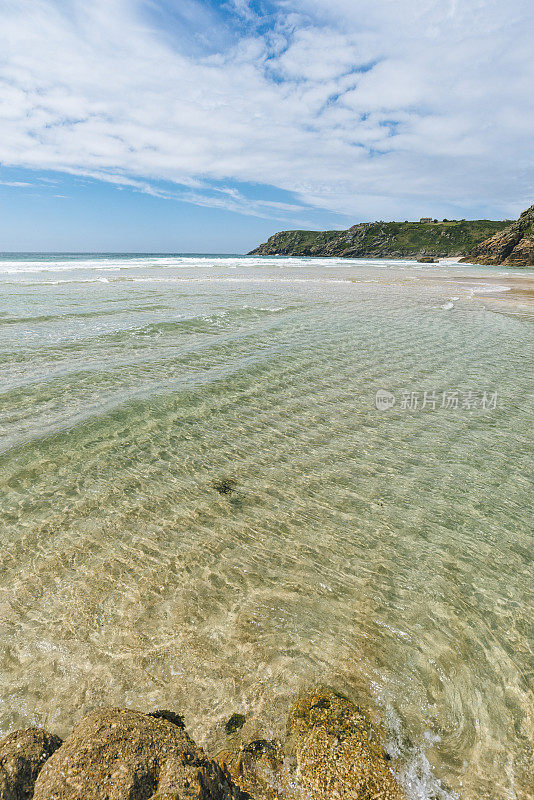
(461, 204, 534, 266)
(249, 219, 510, 259)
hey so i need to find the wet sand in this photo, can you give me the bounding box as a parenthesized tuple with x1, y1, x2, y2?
(416, 269, 534, 310)
(455, 274, 534, 301)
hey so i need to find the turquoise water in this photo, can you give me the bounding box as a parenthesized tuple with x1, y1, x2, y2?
(0, 254, 532, 799)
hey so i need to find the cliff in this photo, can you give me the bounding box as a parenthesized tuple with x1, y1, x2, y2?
(248, 219, 510, 259)
(461, 204, 534, 266)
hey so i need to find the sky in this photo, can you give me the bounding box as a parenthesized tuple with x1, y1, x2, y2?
(0, 0, 533, 252)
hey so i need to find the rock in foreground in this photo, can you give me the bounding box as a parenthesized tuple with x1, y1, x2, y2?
(0, 727, 62, 800)
(32, 708, 248, 800)
(1, 690, 405, 800)
(218, 688, 405, 800)
(462, 203, 534, 266)
(286, 688, 404, 800)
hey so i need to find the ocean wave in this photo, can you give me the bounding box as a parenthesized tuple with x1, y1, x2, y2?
(1, 275, 355, 287)
(0, 304, 172, 327)
(129, 276, 354, 285)
(0, 255, 322, 274)
(0, 254, 472, 276)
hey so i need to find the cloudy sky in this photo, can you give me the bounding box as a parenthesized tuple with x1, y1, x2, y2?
(0, 0, 533, 251)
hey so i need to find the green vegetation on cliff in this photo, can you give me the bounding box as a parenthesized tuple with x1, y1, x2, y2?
(249, 218, 510, 259)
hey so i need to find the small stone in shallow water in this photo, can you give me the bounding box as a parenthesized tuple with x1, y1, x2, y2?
(148, 709, 185, 729)
(225, 713, 246, 734)
(213, 478, 237, 495)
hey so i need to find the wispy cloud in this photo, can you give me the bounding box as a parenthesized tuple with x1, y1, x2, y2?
(0, 181, 33, 187)
(0, 0, 532, 220)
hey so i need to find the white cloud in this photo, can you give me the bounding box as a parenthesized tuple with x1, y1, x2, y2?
(0, 0, 532, 221)
(0, 180, 33, 187)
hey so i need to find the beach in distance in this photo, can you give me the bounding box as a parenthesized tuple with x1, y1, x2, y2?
(0, 252, 532, 800)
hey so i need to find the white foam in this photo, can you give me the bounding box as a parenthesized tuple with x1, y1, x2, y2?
(471, 284, 511, 294)
(0, 253, 502, 276)
(383, 704, 459, 800)
(399, 747, 460, 800)
(129, 276, 353, 285)
(0, 261, 124, 274)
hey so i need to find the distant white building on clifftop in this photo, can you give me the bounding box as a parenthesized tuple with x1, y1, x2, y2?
(419, 217, 432, 223)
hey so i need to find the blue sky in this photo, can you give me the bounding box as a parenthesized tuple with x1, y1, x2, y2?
(0, 0, 533, 252)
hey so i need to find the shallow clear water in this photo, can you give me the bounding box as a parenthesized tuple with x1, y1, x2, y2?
(0, 254, 532, 799)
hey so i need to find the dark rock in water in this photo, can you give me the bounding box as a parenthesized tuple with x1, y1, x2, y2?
(417, 256, 437, 263)
(213, 478, 237, 495)
(0, 728, 62, 800)
(32, 708, 249, 800)
(148, 710, 185, 729)
(225, 714, 246, 735)
(286, 688, 405, 800)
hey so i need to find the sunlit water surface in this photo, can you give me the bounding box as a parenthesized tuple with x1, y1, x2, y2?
(0, 254, 532, 800)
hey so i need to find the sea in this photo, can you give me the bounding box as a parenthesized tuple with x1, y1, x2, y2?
(0, 253, 532, 799)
